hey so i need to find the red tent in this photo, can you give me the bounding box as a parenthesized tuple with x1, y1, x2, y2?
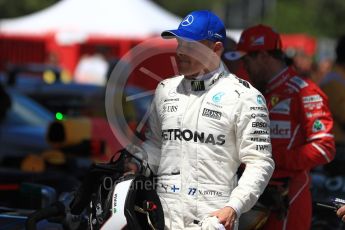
(0, 0, 181, 75)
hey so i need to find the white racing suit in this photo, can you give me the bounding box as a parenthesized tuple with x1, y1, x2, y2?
(143, 65, 274, 229)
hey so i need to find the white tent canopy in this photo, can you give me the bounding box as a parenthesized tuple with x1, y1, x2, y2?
(0, 0, 181, 44)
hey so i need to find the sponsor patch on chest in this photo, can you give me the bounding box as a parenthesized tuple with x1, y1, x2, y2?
(202, 108, 222, 120)
(162, 103, 178, 113)
(303, 94, 324, 110)
(270, 98, 291, 115)
(270, 120, 291, 138)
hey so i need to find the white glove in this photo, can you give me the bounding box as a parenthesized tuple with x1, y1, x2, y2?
(200, 216, 226, 230)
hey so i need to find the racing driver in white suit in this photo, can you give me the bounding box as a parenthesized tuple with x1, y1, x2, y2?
(137, 10, 275, 230)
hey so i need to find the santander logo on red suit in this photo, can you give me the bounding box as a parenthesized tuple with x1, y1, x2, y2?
(270, 120, 291, 138)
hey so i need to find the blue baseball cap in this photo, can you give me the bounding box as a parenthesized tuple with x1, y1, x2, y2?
(161, 10, 226, 44)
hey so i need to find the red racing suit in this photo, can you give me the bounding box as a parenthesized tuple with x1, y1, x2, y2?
(262, 67, 335, 230)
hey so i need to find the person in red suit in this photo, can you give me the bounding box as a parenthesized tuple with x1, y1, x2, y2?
(226, 24, 336, 230)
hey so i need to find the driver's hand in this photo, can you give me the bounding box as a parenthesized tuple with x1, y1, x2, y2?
(337, 205, 345, 222)
(210, 206, 237, 230)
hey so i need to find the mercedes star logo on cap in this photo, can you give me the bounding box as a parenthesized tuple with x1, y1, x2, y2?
(181, 15, 194, 26)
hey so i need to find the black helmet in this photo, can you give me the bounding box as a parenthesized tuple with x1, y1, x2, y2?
(89, 145, 164, 230)
(89, 174, 164, 230)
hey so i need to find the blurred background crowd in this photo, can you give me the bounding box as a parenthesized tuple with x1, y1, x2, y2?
(1, 0, 345, 229)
